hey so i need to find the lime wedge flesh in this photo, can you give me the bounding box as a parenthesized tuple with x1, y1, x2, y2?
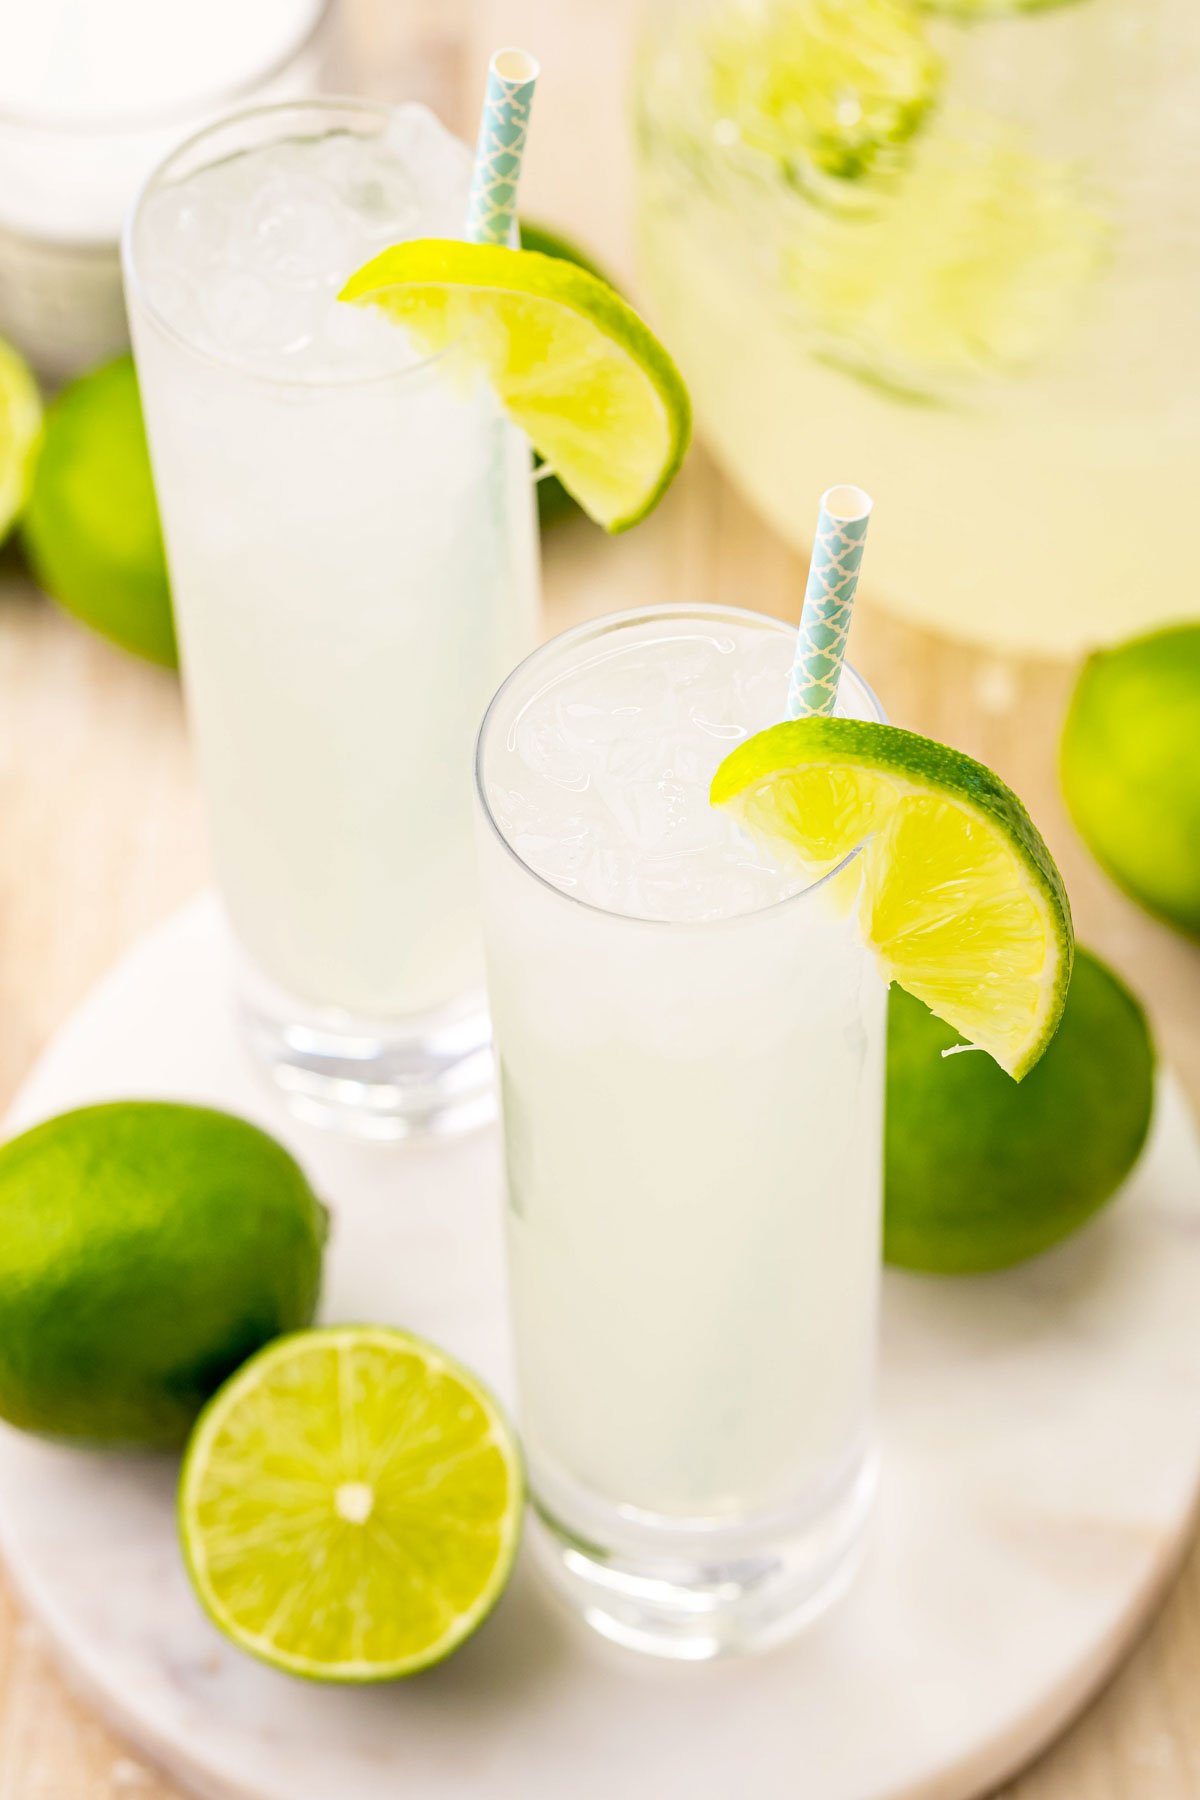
(0, 339, 42, 545)
(179, 1327, 523, 1681)
(339, 242, 691, 532)
(712, 718, 1073, 1078)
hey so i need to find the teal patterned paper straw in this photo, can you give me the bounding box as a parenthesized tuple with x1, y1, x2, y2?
(788, 485, 874, 718)
(465, 49, 540, 246)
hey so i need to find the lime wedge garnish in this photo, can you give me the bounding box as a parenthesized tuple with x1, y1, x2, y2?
(0, 339, 42, 546)
(339, 242, 691, 532)
(712, 719, 1073, 1078)
(179, 1326, 523, 1681)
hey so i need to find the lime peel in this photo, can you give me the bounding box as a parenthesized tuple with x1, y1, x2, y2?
(339, 241, 691, 532)
(712, 717, 1073, 1079)
(179, 1325, 524, 1682)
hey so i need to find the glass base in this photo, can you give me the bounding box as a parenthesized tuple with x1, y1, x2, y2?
(528, 1448, 877, 1662)
(240, 979, 496, 1142)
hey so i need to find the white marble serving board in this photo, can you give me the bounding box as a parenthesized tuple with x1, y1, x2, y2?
(1, 894, 1199, 1800)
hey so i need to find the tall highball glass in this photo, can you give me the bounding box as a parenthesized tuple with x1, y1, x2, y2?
(125, 99, 540, 1138)
(475, 604, 886, 1658)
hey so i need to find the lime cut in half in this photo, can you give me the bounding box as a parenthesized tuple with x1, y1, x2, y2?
(0, 339, 42, 545)
(712, 718, 1073, 1078)
(179, 1327, 523, 1681)
(339, 241, 691, 532)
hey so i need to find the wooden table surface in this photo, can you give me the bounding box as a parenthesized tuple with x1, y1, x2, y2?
(1, 3, 1198, 1795)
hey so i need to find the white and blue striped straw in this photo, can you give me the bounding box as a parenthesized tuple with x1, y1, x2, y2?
(465, 48, 540, 246)
(788, 485, 874, 718)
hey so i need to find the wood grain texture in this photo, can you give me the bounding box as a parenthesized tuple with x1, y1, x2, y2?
(0, 0, 1197, 1793)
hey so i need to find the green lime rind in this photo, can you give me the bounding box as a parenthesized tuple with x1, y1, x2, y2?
(21, 356, 176, 667)
(0, 339, 43, 546)
(712, 716, 1073, 1079)
(179, 1325, 524, 1683)
(0, 1102, 327, 1447)
(885, 947, 1154, 1272)
(340, 241, 691, 533)
(1061, 624, 1200, 940)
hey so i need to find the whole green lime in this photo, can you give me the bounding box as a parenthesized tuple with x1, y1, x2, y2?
(0, 1103, 327, 1446)
(885, 947, 1155, 1272)
(1061, 624, 1200, 938)
(21, 356, 176, 666)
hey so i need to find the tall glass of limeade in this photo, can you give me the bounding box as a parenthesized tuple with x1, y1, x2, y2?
(476, 604, 886, 1657)
(125, 100, 540, 1136)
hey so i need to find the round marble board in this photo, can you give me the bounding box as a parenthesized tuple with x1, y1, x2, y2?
(0, 894, 1198, 1800)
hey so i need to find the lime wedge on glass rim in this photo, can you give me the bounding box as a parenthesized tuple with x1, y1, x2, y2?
(179, 1326, 523, 1681)
(712, 719, 1073, 1079)
(0, 339, 42, 546)
(339, 242, 691, 532)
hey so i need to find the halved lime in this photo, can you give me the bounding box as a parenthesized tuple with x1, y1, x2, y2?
(179, 1326, 523, 1681)
(340, 242, 691, 532)
(0, 339, 42, 545)
(712, 719, 1073, 1078)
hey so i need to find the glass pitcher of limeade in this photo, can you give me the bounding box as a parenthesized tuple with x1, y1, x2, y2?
(633, 0, 1199, 655)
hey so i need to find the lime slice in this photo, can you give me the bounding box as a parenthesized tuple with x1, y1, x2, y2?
(339, 242, 691, 532)
(712, 719, 1073, 1078)
(0, 339, 42, 546)
(697, 0, 941, 185)
(783, 108, 1108, 395)
(180, 1326, 523, 1681)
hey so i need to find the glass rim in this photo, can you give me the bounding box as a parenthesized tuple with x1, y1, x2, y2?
(474, 602, 887, 932)
(121, 94, 466, 392)
(0, 0, 333, 138)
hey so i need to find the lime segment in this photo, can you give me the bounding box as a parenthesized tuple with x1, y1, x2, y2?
(712, 718, 1073, 1078)
(180, 1326, 523, 1681)
(0, 339, 42, 545)
(339, 241, 691, 532)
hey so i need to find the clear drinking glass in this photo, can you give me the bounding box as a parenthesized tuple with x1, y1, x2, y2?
(633, 0, 1200, 656)
(0, 0, 335, 378)
(475, 604, 886, 1658)
(125, 99, 540, 1138)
